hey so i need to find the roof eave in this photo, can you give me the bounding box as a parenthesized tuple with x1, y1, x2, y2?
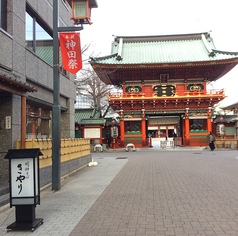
(113, 31, 212, 43)
(91, 58, 238, 68)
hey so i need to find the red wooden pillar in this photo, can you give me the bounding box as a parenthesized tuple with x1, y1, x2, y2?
(185, 118, 190, 145)
(141, 118, 146, 146)
(184, 109, 190, 145)
(207, 109, 212, 132)
(32, 122, 36, 138)
(120, 119, 125, 146)
(207, 117, 212, 132)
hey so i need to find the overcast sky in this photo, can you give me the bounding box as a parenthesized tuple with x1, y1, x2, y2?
(80, 0, 238, 106)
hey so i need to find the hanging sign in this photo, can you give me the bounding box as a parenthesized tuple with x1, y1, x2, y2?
(111, 126, 118, 138)
(59, 32, 82, 74)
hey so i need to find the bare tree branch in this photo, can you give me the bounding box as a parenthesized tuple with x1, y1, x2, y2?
(75, 67, 115, 114)
(75, 44, 121, 116)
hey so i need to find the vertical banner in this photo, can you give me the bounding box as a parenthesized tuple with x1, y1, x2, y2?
(59, 32, 82, 74)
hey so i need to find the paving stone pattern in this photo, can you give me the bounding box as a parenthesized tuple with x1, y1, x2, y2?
(0, 157, 127, 236)
(70, 150, 238, 236)
(1, 149, 238, 236)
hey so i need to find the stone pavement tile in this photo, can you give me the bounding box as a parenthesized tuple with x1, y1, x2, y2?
(70, 150, 238, 236)
(0, 157, 127, 236)
(2, 150, 238, 235)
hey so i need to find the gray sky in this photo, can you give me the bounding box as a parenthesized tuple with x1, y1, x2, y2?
(80, 0, 238, 106)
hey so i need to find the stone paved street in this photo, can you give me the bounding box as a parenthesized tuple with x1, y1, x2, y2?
(1, 148, 238, 235)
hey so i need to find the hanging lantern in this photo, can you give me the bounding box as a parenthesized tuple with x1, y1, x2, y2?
(111, 126, 118, 139)
(216, 123, 225, 137)
(69, 0, 98, 25)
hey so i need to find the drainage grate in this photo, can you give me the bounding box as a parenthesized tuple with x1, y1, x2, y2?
(116, 157, 127, 159)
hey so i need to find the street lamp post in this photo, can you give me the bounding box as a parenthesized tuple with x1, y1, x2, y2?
(52, 0, 61, 191)
(52, 0, 97, 190)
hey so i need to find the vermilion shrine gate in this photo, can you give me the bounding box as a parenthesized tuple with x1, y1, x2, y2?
(90, 32, 238, 147)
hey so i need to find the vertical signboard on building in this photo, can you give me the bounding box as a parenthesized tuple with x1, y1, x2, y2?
(5, 116, 11, 129)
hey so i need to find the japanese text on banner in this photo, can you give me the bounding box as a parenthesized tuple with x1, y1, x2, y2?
(59, 32, 82, 74)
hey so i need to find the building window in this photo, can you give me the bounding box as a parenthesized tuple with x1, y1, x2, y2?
(26, 105, 51, 139)
(25, 8, 67, 75)
(0, 0, 7, 31)
(75, 94, 92, 108)
(25, 11, 53, 65)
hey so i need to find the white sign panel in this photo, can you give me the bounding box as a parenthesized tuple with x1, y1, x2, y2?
(111, 126, 118, 138)
(84, 128, 100, 138)
(11, 158, 37, 197)
(5, 116, 11, 129)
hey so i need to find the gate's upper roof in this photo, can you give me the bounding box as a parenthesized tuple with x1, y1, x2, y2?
(90, 32, 238, 65)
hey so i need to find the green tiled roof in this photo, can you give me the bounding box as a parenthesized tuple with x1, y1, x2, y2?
(90, 32, 238, 65)
(36, 46, 63, 67)
(79, 119, 106, 125)
(221, 101, 238, 110)
(75, 108, 94, 121)
(75, 108, 106, 125)
(213, 115, 238, 123)
(36, 46, 53, 66)
(26, 40, 63, 67)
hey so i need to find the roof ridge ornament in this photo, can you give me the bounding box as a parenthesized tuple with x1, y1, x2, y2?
(116, 38, 123, 61)
(201, 34, 215, 57)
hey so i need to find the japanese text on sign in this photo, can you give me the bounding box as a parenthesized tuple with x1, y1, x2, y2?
(16, 161, 30, 194)
(59, 32, 82, 74)
(11, 158, 35, 197)
(5, 116, 11, 129)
